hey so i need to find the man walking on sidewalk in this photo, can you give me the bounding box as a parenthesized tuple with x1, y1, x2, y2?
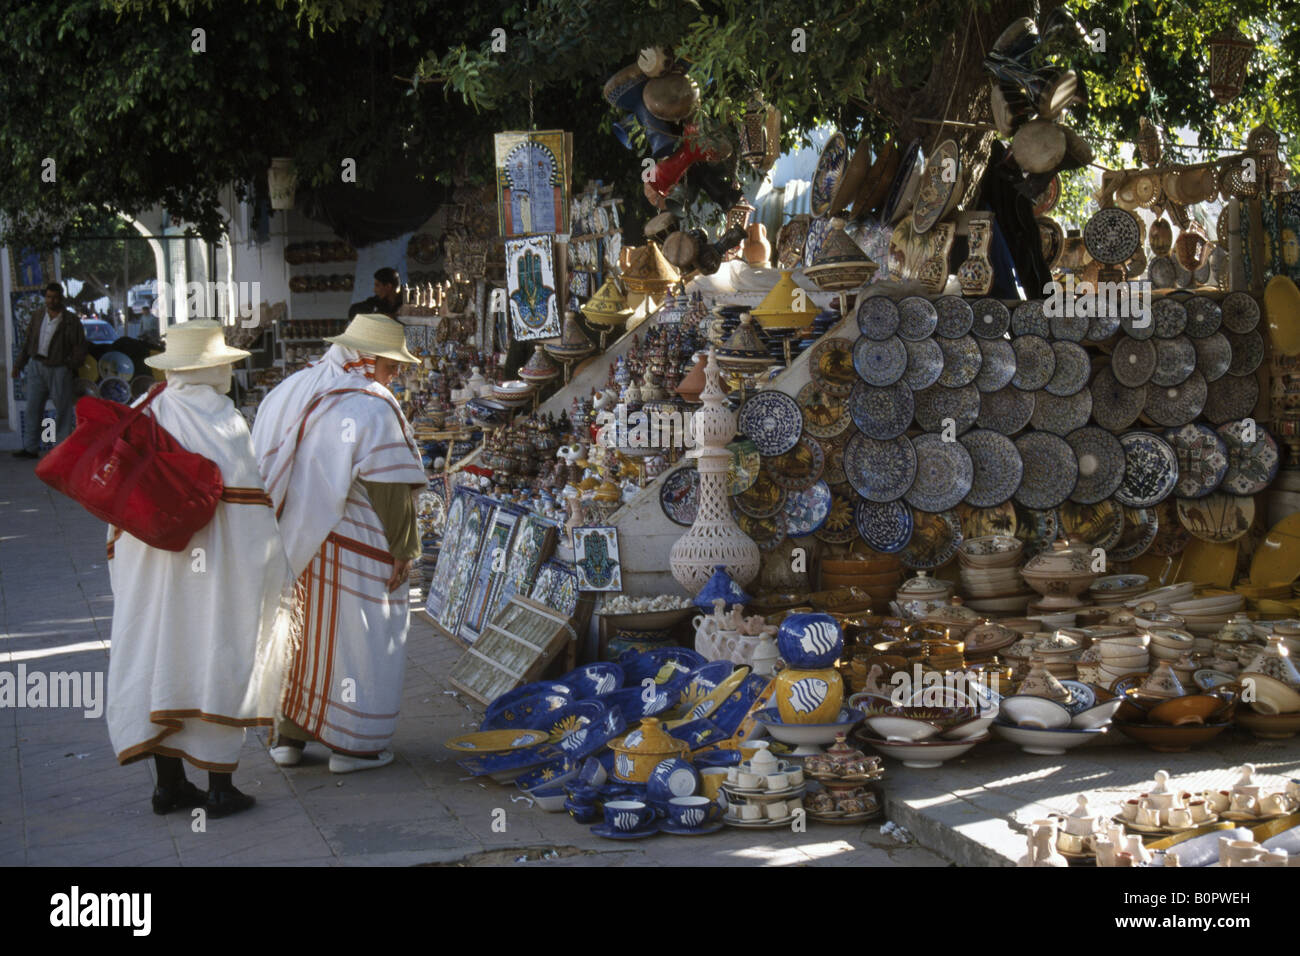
(11, 282, 87, 459)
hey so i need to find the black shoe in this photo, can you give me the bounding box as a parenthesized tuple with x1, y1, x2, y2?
(151, 780, 208, 815)
(11, 449, 38, 460)
(206, 788, 257, 818)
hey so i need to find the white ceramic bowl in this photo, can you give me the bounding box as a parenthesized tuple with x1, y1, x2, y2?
(1000, 695, 1073, 729)
(861, 733, 988, 768)
(992, 723, 1105, 755)
(1069, 697, 1125, 729)
(941, 715, 996, 739)
(863, 715, 942, 742)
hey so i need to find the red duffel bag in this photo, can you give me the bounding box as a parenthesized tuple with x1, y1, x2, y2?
(35, 383, 225, 551)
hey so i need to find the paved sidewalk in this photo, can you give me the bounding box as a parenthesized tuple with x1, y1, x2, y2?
(0, 456, 948, 867)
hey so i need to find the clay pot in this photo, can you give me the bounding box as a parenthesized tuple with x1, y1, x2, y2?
(742, 223, 771, 266)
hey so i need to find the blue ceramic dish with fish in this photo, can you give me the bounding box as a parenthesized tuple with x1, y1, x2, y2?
(558, 662, 625, 698)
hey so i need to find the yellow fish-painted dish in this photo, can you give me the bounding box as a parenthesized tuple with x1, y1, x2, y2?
(675, 666, 751, 723)
(444, 728, 553, 753)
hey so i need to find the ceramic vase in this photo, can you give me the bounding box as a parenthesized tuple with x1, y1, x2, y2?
(742, 223, 771, 266)
(776, 612, 844, 668)
(775, 666, 844, 724)
(957, 214, 994, 296)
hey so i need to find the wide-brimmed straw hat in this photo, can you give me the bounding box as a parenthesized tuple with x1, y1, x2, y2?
(144, 319, 251, 370)
(324, 313, 419, 363)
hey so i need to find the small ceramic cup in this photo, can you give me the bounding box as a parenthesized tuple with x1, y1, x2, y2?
(1229, 792, 1258, 815)
(765, 799, 790, 820)
(1188, 800, 1212, 823)
(604, 800, 656, 833)
(666, 796, 721, 829)
(786, 767, 805, 786)
(1121, 799, 1141, 822)
(1057, 831, 1087, 855)
(738, 771, 765, 788)
(1137, 806, 1162, 828)
(1259, 792, 1289, 816)
(739, 802, 763, 821)
(766, 772, 789, 791)
(1205, 790, 1232, 813)
(1167, 808, 1193, 829)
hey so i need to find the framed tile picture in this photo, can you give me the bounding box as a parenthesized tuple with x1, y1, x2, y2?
(493, 130, 571, 237)
(505, 236, 561, 341)
(571, 525, 622, 592)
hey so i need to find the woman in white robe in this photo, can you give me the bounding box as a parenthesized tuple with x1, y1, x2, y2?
(106, 321, 295, 818)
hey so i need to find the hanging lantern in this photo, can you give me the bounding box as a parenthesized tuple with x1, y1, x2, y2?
(739, 94, 781, 172)
(267, 157, 298, 210)
(1208, 27, 1255, 105)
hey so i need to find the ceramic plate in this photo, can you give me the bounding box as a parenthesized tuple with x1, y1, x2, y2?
(1083, 207, 1141, 264)
(822, 437, 848, 486)
(1176, 493, 1254, 544)
(660, 467, 700, 526)
(1193, 333, 1232, 383)
(1147, 500, 1190, 557)
(853, 334, 908, 386)
(798, 382, 851, 439)
(1090, 366, 1147, 432)
(937, 335, 982, 388)
(1060, 499, 1124, 550)
(1151, 335, 1196, 387)
(914, 384, 980, 434)
(1049, 305, 1090, 344)
(1089, 307, 1123, 342)
(1217, 420, 1280, 495)
(900, 509, 963, 569)
(958, 502, 1019, 539)
(98, 351, 135, 380)
(765, 436, 825, 491)
(785, 480, 834, 537)
(974, 338, 1016, 393)
(896, 296, 939, 341)
(1185, 296, 1223, 338)
(935, 295, 975, 338)
(912, 139, 961, 234)
(845, 432, 917, 502)
(1011, 335, 1055, 391)
(1030, 389, 1092, 435)
(738, 390, 803, 456)
(1112, 336, 1156, 387)
(811, 131, 848, 217)
(1109, 506, 1159, 562)
(960, 429, 1023, 508)
(1204, 373, 1258, 424)
(856, 296, 901, 340)
(1066, 426, 1125, 504)
(734, 510, 787, 552)
(816, 485, 859, 544)
(1164, 423, 1228, 499)
(445, 728, 553, 753)
(1119, 307, 1157, 341)
(881, 140, 924, 225)
(1143, 369, 1207, 427)
(978, 387, 1036, 435)
(1045, 341, 1090, 396)
(1033, 175, 1060, 215)
(902, 337, 944, 390)
(809, 336, 857, 396)
(1012, 299, 1050, 338)
(99, 377, 131, 404)
(732, 471, 786, 519)
(849, 380, 913, 439)
(1225, 330, 1264, 377)
(906, 434, 974, 513)
(1151, 297, 1188, 338)
(803, 214, 835, 268)
(971, 298, 1011, 339)
(1013, 432, 1078, 510)
(855, 499, 915, 553)
(726, 439, 761, 495)
(1016, 504, 1061, 558)
(1116, 432, 1179, 507)
(1149, 255, 1177, 289)
(1221, 291, 1261, 333)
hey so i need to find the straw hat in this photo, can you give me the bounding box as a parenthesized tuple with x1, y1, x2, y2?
(145, 319, 251, 370)
(324, 313, 419, 363)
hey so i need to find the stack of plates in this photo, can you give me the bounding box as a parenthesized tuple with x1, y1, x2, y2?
(1169, 592, 1246, 635)
(957, 535, 1033, 608)
(1094, 634, 1151, 685)
(1089, 574, 1149, 606)
(1123, 582, 1196, 609)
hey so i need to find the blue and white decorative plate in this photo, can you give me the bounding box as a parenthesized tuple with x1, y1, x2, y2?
(934, 295, 974, 338)
(1088, 307, 1123, 342)
(1221, 291, 1260, 333)
(902, 337, 944, 391)
(785, 480, 834, 537)
(978, 386, 1036, 435)
(1143, 369, 1206, 427)
(738, 390, 803, 456)
(959, 429, 1023, 508)
(482, 689, 573, 731)
(1164, 423, 1228, 499)
(1115, 432, 1179, 508)
(1058, 680, 1097, 716)
(619, 647, 706, 687)
(1111, 336, 1156, 387)
(659, 467, 699, 526)
(1014, 432, 1079, 510)
(845, 432, 917, 503)
(1066, 426, 1125, 505)
(854, 499, 915, 553)
(1011, 299, 1050, 338)
(853, 334, 908, 386)
(1030, 389, 1092, 436)
(1193, 332, 1232, 383)
(1184, 295, 1222, 338)
(1152, 297, 1188, 338)
(525, 699, 610, 738)
(558, 662, 625, 698)
(1045, 341, 1090, 397)
(1204, 372, 1257, 424)
(1226, 329, 1265, 377)
(906, 434, 974, 513)
(856, 295, 901, 340)
(1011, 335, 1056, 391)
(937, 334, 983, 388)
(1152, 336, 1196, 387)
(974, 338, 1017, 393)
(914, 384, 980, 434)
(896, 296, 939, 341)
(971, 298, 1010, 339)
(1083, 207, 1140, 264)
(848, 380, 913, 440)
(1091, 366, 1147, 433)
(810, 131, 848, 217)
(1217, 419, 1280, 495)
(1049, 304, 1090, 343)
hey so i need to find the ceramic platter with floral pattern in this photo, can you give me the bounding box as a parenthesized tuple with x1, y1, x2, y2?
(1184, 295, 1223, 337)
(853, 334, 908, 386)
(1221, 292, 1260, 333)
(914, 384, 980, 434)
(810, 336, 857, 396)
(1060, 499, 1124, 551)
(856, 296, 901, 340)
(803, 215, 835, 268)
(896, 296, 939, 341)
(738, 390, 803, 456)
(903, 337, 944, 390)
(1012, 299, 1050, 338)
(1011, 335, 1055, 391)
(905, 434, 974, 513)
(934, 295, 974, 338)
(1083, 207, 1141, 264)
(1120, 307, 1157, 341)
(822, 438, 848, 486)
(1014, 431, 1078, 510)
(900, 509, 963, 569)
(1112, 337, 1156, 387)
(810, 131, 848, 217)
(1066, 426, 1125, 504)
(958, 502, 1018, 539)
(1226, 330, 1265, 377)
(1030, 389, 1092, 436)
(1045, 341, 1090, 396)
(1115, 432, 1179, 508)
(855, 499, 914, 553)
(735, 510, 788, 552)
(1109, 506, 1159, 562)
(784, 480, 834, 537)
(975, 338, 1017, 393)
(844, 432, 917, 503)
(1163, 423, 1228, 499)
(937, 335, 983, 388)
(1194, 333, 1232, 382)
(960, 429, 1023, 508)
(1014, 504, 1060, 558)
(971, 298, 1011, 339)
(798, 382, 851, 439)
(1091, 366, 1147, 432)
(849, 380, 913, 440)
(978, 386, 1037, 435)
(911, 139, 961, 234)
(1144, 370, 1207, 427)
(1175, 493, 1254, 544)
(1152, 336, 1196, 387)
(1148, 500, 1190, 557)
(774, 215, 812, 270)
(815, 486, 859, 544)
(1204, 373, 1258, 424)
(1217, 420, 1280, 495)
(659, 466, 700, 526)
(726, 439, 761, 495)
(732, 470, 786, 519)
(1151, 297, 1187, 338)
(765, 436, 825, 491)
(1049, 305, 1090, 344)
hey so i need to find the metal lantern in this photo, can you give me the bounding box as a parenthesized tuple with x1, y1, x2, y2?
(1208, 27, 1255, 105)
(739, 94, 781, 172)
(267, 157, 297, 210)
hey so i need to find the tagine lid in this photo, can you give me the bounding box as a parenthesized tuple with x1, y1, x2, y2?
(897, 571, 953, 599)
(1138, 660, 1186, 699)
(750, 270, 820, 324)
(612, 717, 688, 758)
(1023, 538, 1092, 575)
(694, 564, 752, 610)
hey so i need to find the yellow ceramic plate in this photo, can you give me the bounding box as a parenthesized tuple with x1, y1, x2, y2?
(1250, 513, 1300, 587)
(443, 728, 553, 752)
(1130, 552, 1174, 586)
(77, 355, 99, 382)
(667, 666, 751, 726)
(1174, 539, 1239, 589)
(1264, 275, 1300, 356)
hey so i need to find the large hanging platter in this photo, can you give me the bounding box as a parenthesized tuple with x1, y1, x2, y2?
(906, 434, 974, 513)
(853, 334, 908, 386)
(1184, 295, 1222, 337)
(1163, 423, 1229, 499)
(978, 386, 1036, 435)
(937, 334, 983, 388)
(896, 296, 939, 341)
(844, 432, 917, 503)
(1060, 499, 1124, 551)
(784, 480, 834, 537)
(902, 337, 944, 391)
(854, 499, 914, 553)
(1109, 506, 1160, 562)
(1045, 341, 1090, 397)
(660, 467, 700, 526)
(765, 436, 825, 491)
(935, 295, 975, 338)
(975, 338, 1017, 393)
(1143, 370, 1207, 427)
(914, 384, 980, 434)
(1151, 336, 1197, 387)
(849, 380, 914, 440)
(1083, 207, 1141, 264)
(1012, 299, 1050, 338)
(733, 470, 787, 519)
(856, 296, 901, 340)
(1014, 431, 1079, 510)
(809, 336, 857, 396)
(1217, 420, 1280, 495)
(1011, 335, 1056, 391)
(1115, 432, 1179, 508)
(738, 390, 803, 456)
(1204, 373, 1258, 424)
(1112, 337, 1156, 387)
(1091, 366, 1147, 432)
(960, 429, 1024, 508)
(912, 139, 961, 234)
(1176, 493, 1254, 544)
(1030, 389, 1092, 436)
(1066, 426, 1125, 504)
(810, 131, 849, 217)
(798, 382, 851, 439)
(971, 298, 1011, 339)
(899, 509, 963, 570)
(1193, 333, 1232, 383)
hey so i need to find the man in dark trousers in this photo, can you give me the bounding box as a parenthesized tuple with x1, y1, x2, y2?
(348, 267, 403, 322)
(11, 282, 87, 459)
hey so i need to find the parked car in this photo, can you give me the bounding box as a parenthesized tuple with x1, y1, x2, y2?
(81, 318, 117, 344)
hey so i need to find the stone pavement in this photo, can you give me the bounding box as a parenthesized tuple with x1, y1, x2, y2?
(3, 446, 1298, 867)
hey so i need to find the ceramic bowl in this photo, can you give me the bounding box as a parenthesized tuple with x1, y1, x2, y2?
(1113, 720, 1232, 752)
(604, 686, 678, 722)
(753, 707, 863, 744)
(992, 723, 1105, 754)
(647, 756, 701, 802)
(529, 782, 572, 812)
(1070, 697, 1125, 729)
(857, 732, 988, 768)
(1147, 694, 1229, 726)
(619, 647, 707, 688)
(1242, 674, 1300, 714)
(941, 715, 996, 739)
(863, 715, 943, 741)
(1235, 710, 1300, 739)
(1000, 695, 1073, 729)
(558, 662, 625, 698)
(481, 690, 574, 730)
